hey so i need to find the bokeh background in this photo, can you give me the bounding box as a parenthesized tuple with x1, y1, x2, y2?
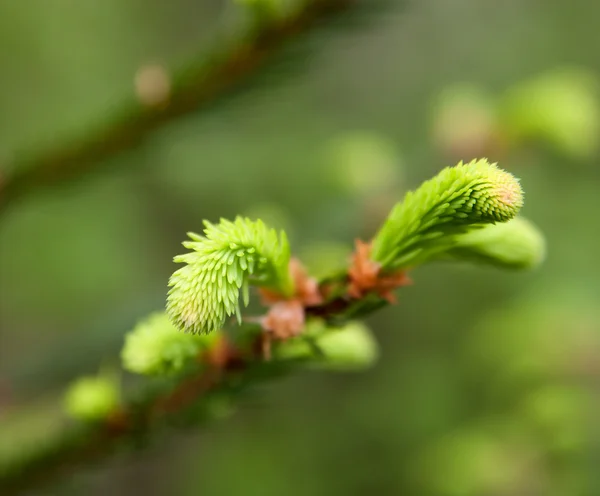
(1, 0, 599, 495)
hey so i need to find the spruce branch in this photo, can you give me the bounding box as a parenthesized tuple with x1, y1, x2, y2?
(0, 0, 376, 213)
(0, 159, 543, 495)
(0, 316, 377, 495)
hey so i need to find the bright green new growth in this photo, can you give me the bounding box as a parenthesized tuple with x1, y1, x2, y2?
(276, 319, 379, 371)
(371, 159, 524, 270)
(64, 374, 119, 422)
(167, 217, 292, 334)
(122, 313, 219, 375)
(444, 217, 546, 270)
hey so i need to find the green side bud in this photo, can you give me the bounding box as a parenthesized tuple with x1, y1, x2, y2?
(500, 68, 599, 158)
(313, 321, 379, 371)
(431, 84, 497, 158)
(277, 320, 379, 371)
(443, 217, 545, 270)
(64, 373, 119, 422)
(417, 426, 530, 496)
(122, 312, 219, 376)
(371, 158, 524, 270)
(325, 131, 401, 196)
(167, 217, 292, 334)
(520, 386, 589, 455)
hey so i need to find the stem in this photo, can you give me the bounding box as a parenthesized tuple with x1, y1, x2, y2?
(0, 335, 286, 495)
(0, 274, 390, 495)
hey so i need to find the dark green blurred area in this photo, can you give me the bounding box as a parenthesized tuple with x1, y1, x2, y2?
(1, 0, 599, 495)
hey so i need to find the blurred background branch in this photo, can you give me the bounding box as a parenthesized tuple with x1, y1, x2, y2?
(0, 0, 379, 214)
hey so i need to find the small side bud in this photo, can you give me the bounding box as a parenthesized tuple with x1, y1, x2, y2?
(324, 131, 401, 196)
(277, 320, 379, 371)
(431, 84, 498, 159)
(520, 386, 589, 455)
(122, 312, 219, 376)
(416, 427, 528, 496)
(313, 321, 379, 371)
(500, 68, 599, 158)
(64, 373, 119, 422)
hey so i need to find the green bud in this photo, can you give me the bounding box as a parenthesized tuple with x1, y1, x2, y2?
(64, 373, 119, 422)
(418, 427, 530, 496)
(167, 217, 292, 334)
(466, 292, 599, 389)
(520, 386, 589, 454)
(314, 322, 379, 370)
(444, 217, 545, 269)
(500, 68, 599, 158)
(371, 158, 524, 270)
(122, 312, 219, 376)
(277, 320, 379, 371)
(431, 84, 497, 158)
(325, 132, 401, 196)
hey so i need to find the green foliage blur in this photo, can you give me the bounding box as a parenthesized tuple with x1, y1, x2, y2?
(0, 0, 598, 495)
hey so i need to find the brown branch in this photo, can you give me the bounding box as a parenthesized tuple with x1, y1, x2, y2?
(0, 0, 357, 213)
(0, 336, 267, 495)
(0, 253, 409, 495)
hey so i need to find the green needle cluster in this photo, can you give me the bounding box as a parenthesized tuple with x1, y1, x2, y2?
(122, 313, 220, 375)
(167, 217, 292, 334)
(371, 158, 524, 270)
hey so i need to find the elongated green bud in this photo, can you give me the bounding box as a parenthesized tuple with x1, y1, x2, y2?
(371, 158, 524, 269)
(167, 217, 292, 334)
(444, 217, 545, 270)
(122, 312, 220, 375)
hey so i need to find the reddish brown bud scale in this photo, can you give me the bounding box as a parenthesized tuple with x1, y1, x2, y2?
(348, 239, 411, 303)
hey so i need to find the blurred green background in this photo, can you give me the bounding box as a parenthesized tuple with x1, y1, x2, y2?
(1, 0, 599, 494)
